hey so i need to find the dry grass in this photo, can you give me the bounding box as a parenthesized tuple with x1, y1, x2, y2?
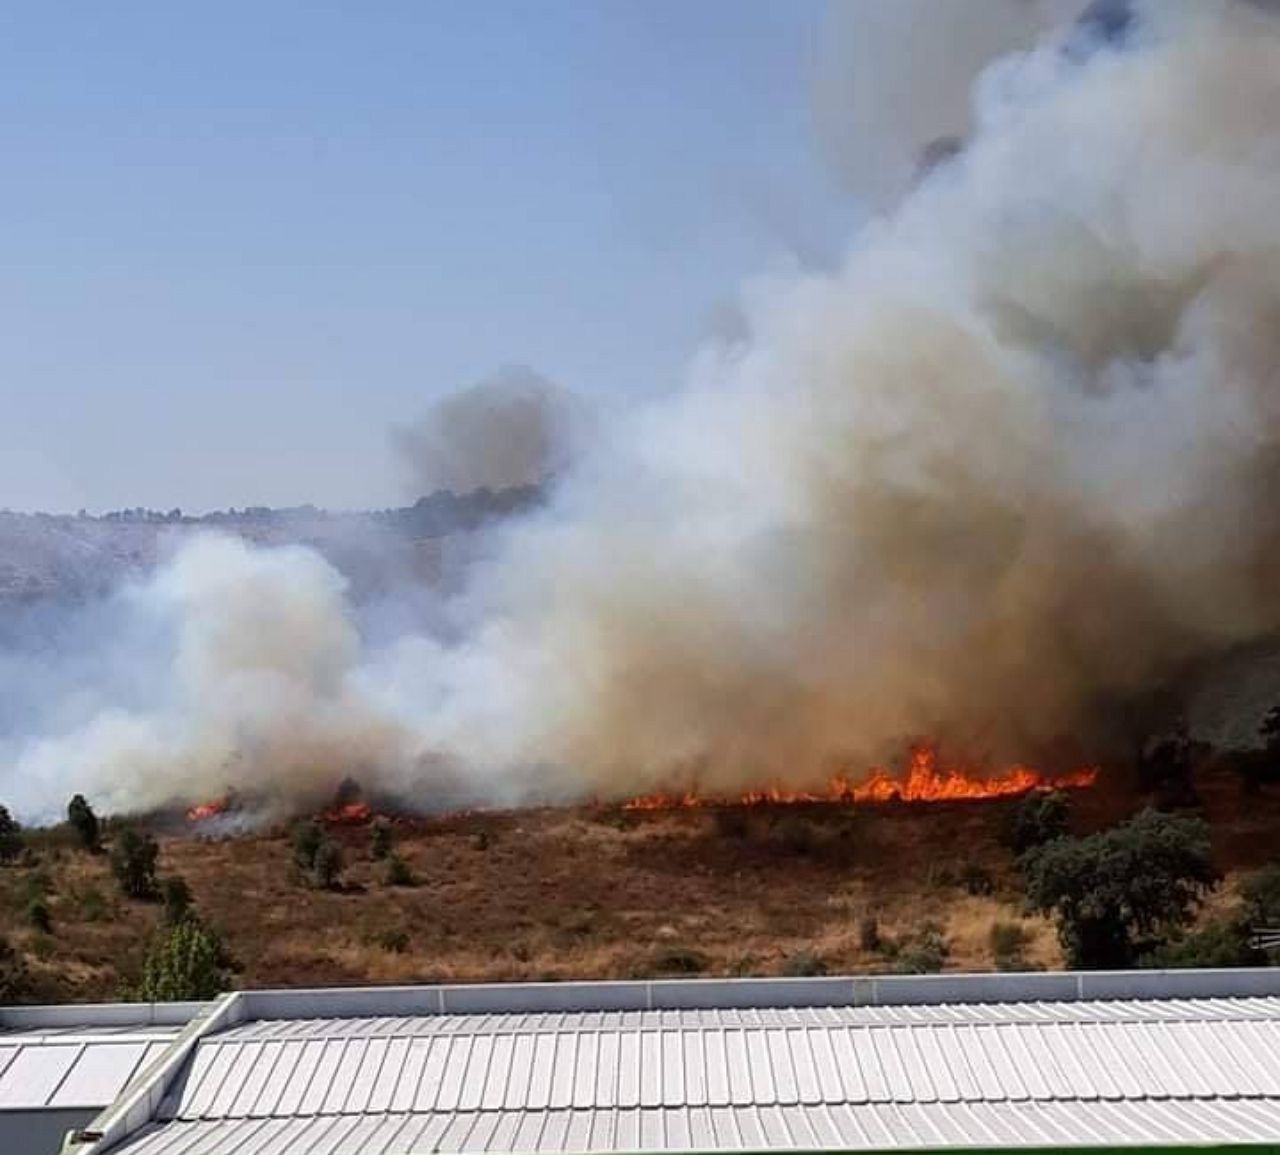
(3, 769, 1277, 1002)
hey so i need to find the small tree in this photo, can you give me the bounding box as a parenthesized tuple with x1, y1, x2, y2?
(383, 854, 415, 887)
(67, 794, 100, 851)
(0, 805, 23, 864)
(1006, 790, 1070, 855)
(291, 820, 324, 872)
(1021, 808, 1217, 969)
(0, 935, 28, 1001)
(370, 818, 393, 861)
(136, 918, 230, 1001)
(161, 876, 193, 925)
(110, 828, 160, 900)
(26, 898, 52, 934)
(311, 838, 343, 890)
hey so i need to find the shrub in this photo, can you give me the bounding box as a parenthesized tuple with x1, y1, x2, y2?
(712, 808, 749, 840)
(1241, 862, 1280, 929)
(370, 819, 393, 861)
(781, 950, 827, 977)
(374, 927, 409, 954)
(67, 794, 100, 851)
(383, 854, 415, 887)
(110, 828, 160, 900)
(26, 898, 52, 934)
(961, 864, 995, 897)
(0, 935, 28, 1001)
(1020, 808, 1217, 969)
(135, 918, 230, 1001)
(769, 813, 818, 857)
(1140, 919, 1257, 969)
(1006, 790, 1069, 855)
(472, 830, 491, 852)
(291, 820, 324, 872)
(648, 947, 709, 975)
(79, 886, 109, 923)
(893, 923, 949, 974)
(311, 838, 343, 890)
(0, 805, 23, 864)
(161, 876, 193, 925)
(989, 921, 1029, 971)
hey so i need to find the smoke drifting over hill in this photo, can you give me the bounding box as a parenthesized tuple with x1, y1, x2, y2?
(7, 0, 1280, 819)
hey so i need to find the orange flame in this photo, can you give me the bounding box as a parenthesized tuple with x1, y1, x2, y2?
(621, 745, 1098, 811)
(186, 798, 231, 823)
(319, 800, 373, 825)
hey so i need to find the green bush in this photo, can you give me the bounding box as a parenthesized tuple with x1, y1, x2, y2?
(989, 921, 1029, 971)
(68, 794, 101, 851)
(1006, 791, 1070, 855)
(1242, 862, 1280, 929)
(291, 820, 324, 872)
(374, 927, 409, 954)
(0, 935, 27, 1001)
(780, 950, 827, 977)
(961, 864, 995, 896)
(370, 819, 393, 861)
(161, 876, 193, 925)
(1140, 919, 1257, 969)
(1020, 808, 1217, 969)
(383, 854, 415, 887)
(135, 918, 231, 1001)
(893, 923, 949, 974)
(0, 805, 24, 864)
(79, 886, 109, 923)
(648, 947, 709, 975)
(26, 898, 52, 934)
(110, 828, 160, 900)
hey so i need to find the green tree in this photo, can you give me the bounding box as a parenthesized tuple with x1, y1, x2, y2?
(291, 820, 324, 872)
(0, 935, 28, 1001)
(67, 794, 100, 851)
(0, 805, 23, 864)
(135, 918, 230, 1001)
(1021, 808, 1217, 968)
(370, 819, 393, 861)
(161, 876, 193, 925)
(26, 898, 52, 934)
(383, 854, 415, 887)
(110, 828, 160, 900)
(311, 838, 343, 890)
(1006, 790, 1070, 855)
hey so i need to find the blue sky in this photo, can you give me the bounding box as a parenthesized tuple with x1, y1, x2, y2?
(0, 1, 855, 513)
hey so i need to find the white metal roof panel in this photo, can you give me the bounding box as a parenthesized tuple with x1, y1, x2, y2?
(101, 994, 1280, 1153)
(106, 1099, 1280, 1154)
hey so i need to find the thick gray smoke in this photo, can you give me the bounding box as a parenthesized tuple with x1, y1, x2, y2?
(6, 0, 1280, 818)
(393, 366, 588, 496)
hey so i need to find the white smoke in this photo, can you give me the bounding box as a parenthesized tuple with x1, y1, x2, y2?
(7, 0, 1280, 817)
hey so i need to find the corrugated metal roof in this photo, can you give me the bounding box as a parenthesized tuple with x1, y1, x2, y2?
(95, 993, 1280, 1153)
(105, 1100, 1280, 1154)
(0, 1026, 180, 1110)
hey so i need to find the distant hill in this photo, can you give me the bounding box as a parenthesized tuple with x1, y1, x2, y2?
(0, 483, 544, 613)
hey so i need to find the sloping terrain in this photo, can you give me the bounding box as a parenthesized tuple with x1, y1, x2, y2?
(4, 768, 1277, 1003)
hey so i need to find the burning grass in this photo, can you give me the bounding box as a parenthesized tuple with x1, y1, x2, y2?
(619, 745, 1099, 811)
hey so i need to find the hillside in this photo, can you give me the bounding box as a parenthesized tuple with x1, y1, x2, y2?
(3, 767, 1278, 1003)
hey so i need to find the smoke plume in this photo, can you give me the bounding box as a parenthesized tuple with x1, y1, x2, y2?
(7, 0, 1280, 817)
(393, 365, 588, 496)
